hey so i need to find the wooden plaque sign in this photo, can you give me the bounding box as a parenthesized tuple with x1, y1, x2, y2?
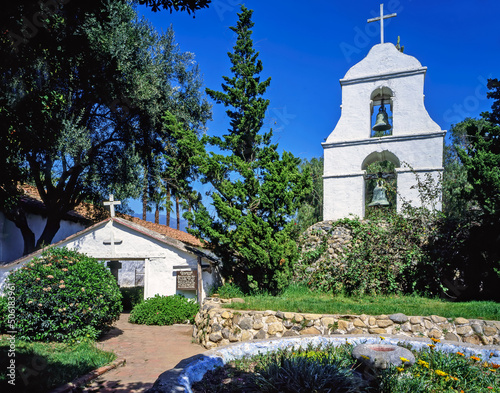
(176, 270, 197, 291)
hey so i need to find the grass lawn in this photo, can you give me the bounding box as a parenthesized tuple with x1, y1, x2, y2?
(223, 285, 500, 321)
(0, 336, 115, 393)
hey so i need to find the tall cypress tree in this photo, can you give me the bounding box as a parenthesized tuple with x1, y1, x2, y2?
(190, 6, 311, 294)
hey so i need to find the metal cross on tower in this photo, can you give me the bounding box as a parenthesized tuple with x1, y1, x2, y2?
(367, 4, 397, 44)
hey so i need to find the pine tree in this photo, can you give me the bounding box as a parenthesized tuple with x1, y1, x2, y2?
(189, 6, 311, 294)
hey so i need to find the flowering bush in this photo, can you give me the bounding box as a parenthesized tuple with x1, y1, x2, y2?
(7, 247, 122, 342)
(129, 294, 199, 325)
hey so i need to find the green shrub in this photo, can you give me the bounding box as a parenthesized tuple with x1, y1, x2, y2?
(215, 282, 244, 299)
(129, 294, 199, 325)
(120, 286, 144, 311)
(0, 296, 7, 334)
(6, 247, 122, 342)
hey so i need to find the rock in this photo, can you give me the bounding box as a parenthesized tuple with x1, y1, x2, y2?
(254, 330, 267, 340)
(423, 320, 433, 330)
(283, 320, 294, 329)
(264, 310, 276, 316)
(454, 317, 469, 325)
(456, 326, 473, 336)
(238, 317, 253, 330)
(428, 329, 441, 339)
(204, 341, 218, 349)
(253, 321, 264, 330)
(401, 322, 411, 332)
(221, 328, 230, 339)
(444, 332, 460, 342)
(293, 314, 304, 323)
(276, 311, 285, 319)
(411, 324, 424, 333)
(368, 317, 377, 326)
(376, 319, 394, 328)
(265, 315, 278, 324)
(463, 335, 481, 345)
(409, 316, 422, 325)
(300, 327, 321, 335)
(368, 328, 386, 334)
(209, 333, 222, 343)
(283, 312, 294, 320)
(268, 323, 284, 335)
(241, 331, 253, 341)
(322, 317, 335, 327)
(221, 311, 232, 319)
(389, 313, 408, 324)
(471, 323, 483, 335)
(229, 332, 240, 342)
(353, 319, 367, 328)
(348, 328, 364, 335)
(304, 313, 322, 320)
(283, 330, 300, 337)
(484, 326, 498, 336)
(338, 320, 349, 331)
(231, 298, 245, 303)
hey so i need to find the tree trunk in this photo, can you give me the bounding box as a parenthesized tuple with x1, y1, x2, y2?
(188, 206, 192, 230)
(35, 214, 61, 250)
(176, 194, 180, 230)
(142, 167, 148, 220)
(166, 184, 171, 227)
(5, 208, 36, 256)
(155, 203, 159, 224)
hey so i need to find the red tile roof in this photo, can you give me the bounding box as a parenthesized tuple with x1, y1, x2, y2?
(18, 184, 203, 248)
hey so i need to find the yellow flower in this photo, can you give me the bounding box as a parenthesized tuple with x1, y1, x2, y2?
(379, 336, 385, 340)
(361, 355, 370, 360)
(489, 369, 497, 372)
(430, 337, 440, 343)
(456, 352, 465, 356)
(417, 359, 429, 368)
(435, 370, 448, 377)
(470, 356, 481, 362)
(396, 366, 404, 372)
(428, 344, 436, 349)
(400, 357, 410, 363)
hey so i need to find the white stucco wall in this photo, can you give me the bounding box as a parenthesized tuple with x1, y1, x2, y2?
(323, 43, 445, 220)
(0, 212, 86, 263)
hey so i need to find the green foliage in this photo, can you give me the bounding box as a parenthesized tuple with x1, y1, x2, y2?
(190, 5, 311, 295)
(0, 296, 7, 334)
(379, 347, 500, 392)
(0, 0, 210, 252)
(297, 213, 439, 296)
(120, 286, 144, 311)
(129, 294, 199, 325)
(6, 248, 122, 342)
(0, 338, 115, 393)
(294, 157, 324, 233)
(214, 282, 244, 299)
(253, 346, 368, 393)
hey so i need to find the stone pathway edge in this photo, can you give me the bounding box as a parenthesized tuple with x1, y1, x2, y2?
(49, 358, 126, 393)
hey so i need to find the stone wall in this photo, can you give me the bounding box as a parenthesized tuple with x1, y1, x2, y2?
(193, 298, 500, 349)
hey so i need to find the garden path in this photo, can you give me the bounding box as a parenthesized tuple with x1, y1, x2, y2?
(80, 313, 205, 393)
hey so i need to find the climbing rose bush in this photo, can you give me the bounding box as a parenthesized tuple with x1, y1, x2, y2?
(7, 247, 122, 342)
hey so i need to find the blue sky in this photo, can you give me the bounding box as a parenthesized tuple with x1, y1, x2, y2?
(130, 0, 500, 218)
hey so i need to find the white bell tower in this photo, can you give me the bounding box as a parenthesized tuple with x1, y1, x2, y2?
(322, 6, 445, 220)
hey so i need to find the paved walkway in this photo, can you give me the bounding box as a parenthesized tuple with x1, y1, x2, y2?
(81, 313, 205, 393)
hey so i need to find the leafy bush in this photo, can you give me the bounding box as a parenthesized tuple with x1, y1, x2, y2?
(0, 296, 7, 334)
(129, 294, 199, 325)
(120, 286, 144, 311)
(6, 247, 122, 342)
(214, 282, 244, 299)
(297, 213, 441, 296)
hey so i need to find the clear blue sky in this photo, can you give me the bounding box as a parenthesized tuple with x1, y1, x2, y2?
(130, 0, 500, 218)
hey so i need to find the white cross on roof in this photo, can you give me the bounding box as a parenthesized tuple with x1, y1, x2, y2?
(367, 4, 397, 44)
(103, 194, 121, 217)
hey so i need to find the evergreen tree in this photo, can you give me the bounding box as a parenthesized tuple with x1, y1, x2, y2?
(189, 6, 311, 294)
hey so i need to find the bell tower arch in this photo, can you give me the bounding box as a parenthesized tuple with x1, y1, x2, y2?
(322, 41, 446, 220)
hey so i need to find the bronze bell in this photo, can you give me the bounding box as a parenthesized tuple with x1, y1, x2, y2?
(372, 105, 392, 132)
(368, 179, 390, 207)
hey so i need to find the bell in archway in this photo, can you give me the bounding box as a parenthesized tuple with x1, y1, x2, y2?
(372, 105, 392, 132)
(368, 179, 390, 207)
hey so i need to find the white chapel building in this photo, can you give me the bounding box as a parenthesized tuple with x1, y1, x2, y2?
(323, 8, 445, 220)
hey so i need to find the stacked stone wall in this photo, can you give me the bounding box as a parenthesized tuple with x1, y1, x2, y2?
(193, 298, 500, 349)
